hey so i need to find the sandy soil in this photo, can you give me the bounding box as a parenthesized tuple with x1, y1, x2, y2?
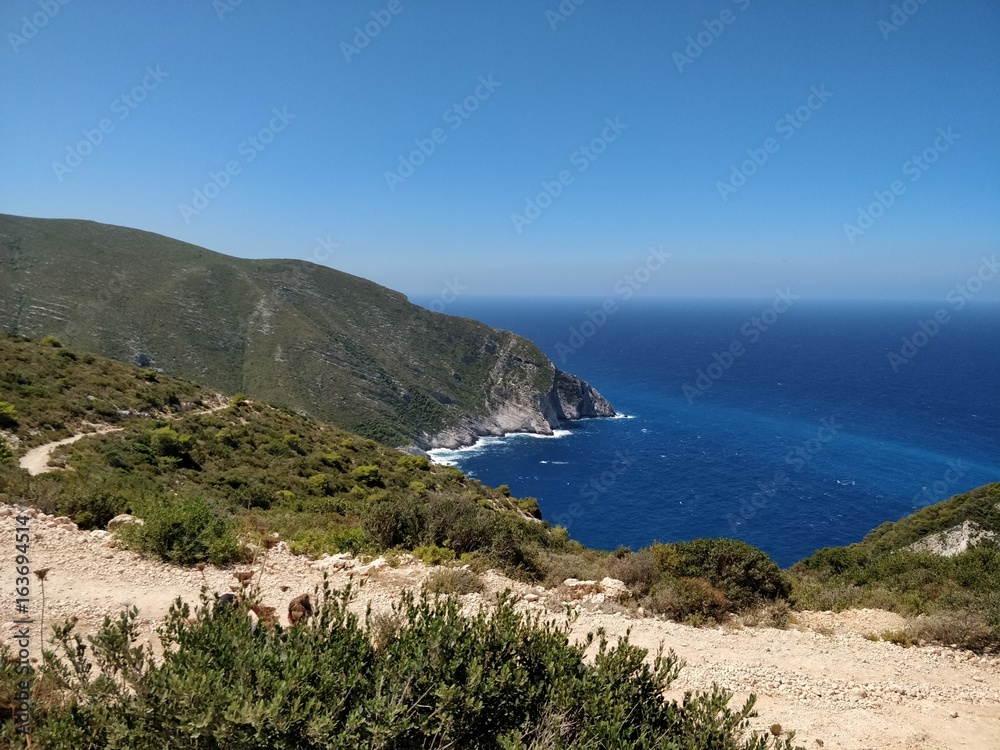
(2, 505, 997, 749)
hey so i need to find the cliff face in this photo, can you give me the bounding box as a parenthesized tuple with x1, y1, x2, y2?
(415, 342, 615, 450)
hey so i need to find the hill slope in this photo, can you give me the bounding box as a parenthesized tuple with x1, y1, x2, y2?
(792, 483, 1000, 649)
(0, 214, 613, 447)
(0, 334, 563, 574)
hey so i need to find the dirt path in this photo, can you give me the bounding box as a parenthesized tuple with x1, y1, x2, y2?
(17, 398, 230, 476)
(18, 426, 123, 475)
(1, 504, 997, 750)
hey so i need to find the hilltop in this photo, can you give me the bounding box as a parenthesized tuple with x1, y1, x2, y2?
(0, 213, 613, 447)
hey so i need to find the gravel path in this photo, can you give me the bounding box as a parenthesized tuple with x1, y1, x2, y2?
(2, 504, 997, 749)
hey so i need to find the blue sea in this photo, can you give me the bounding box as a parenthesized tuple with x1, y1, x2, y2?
(416, 297, 999, 568)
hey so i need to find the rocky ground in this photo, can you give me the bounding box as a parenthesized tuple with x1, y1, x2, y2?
(2, 505, 998, 750)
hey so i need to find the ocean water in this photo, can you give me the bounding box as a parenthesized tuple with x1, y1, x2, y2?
(418, 298, 1000, 568)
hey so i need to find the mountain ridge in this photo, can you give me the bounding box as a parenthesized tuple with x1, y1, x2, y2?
(0, 213, 613, 447)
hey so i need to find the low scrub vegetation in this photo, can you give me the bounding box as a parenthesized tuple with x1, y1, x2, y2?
(610, 539, 791, 625)
(0, 334, 214, 448)
(0, 582, 800, 749)
(790, 485, 1000, 651)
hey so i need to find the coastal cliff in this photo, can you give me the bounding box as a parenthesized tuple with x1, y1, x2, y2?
(415, 339, 615, 450)
(0, 214, 615, 447)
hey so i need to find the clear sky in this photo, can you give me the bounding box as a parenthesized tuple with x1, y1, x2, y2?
(2, 0, 998, 300)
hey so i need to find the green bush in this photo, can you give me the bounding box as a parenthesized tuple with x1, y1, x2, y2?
(425, 567, 484, 595)
(413, 544, 456, 566)
(611, 551, 657, 596)
(0, 401, 18, 429)
(657, 539, 791, 611)
(117, 496, 240, 566)
(0, 441, 12, 465)
(0, 582, 801, 749)
(149, 426, 191, 459)
(351, 464, 382, 487)
(646, 577, 730, 622)
(397, 454, 430, 472)
(39, 335, 63, 348)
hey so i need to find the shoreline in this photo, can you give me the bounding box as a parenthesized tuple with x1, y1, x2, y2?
(426, 413, 633, 466)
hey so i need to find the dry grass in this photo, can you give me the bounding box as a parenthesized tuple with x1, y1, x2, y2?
(425, 567, 485, 596)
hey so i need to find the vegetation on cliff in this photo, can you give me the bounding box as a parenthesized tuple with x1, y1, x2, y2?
(791, 483, 1000, 650)
(0, 214, 610, 447)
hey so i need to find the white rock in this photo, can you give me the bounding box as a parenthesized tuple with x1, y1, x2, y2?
(358, 557, 388, 574)
(599, 577, 630, 601)
(107, 514, 144, 531)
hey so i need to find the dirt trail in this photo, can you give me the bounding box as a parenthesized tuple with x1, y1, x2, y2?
(18, 426, 123, 475)
(1, 505, 997, 750)
(17, 399, 230, 476)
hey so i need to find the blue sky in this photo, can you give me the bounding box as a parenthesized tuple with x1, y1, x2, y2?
(1, 0, 998, 299)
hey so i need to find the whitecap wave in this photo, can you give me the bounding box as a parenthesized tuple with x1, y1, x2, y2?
(427, 429, 572, 465)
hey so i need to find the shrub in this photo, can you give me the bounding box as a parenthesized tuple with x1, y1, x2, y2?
(0, 402, 18, 429)
(0, 441, 12, 465)
(645, 577, 730, 622)
(39, 335, 63, 347)
(425, 567, 485, 595)
(289, 526, 367, 556)
(740, 600, 793, 629)
(149, 426, 190, 459)
(878, 629, 917, 648)
(611, 551, 657, 597)
(351, 464, 382, 487)
(909, 610, 995, 652)
(664, 539, 791, 611)
(307, 473, 330, 494)
(362, 500, 420, 550)
(396, 454, 430, 472)
(413, 544, 456, 566)
(0, 583, 799, 749)
(321, 452, 346, 470)
(117, 496, 240, 566)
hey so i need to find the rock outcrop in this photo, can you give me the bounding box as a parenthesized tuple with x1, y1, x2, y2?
(416, 361, 615, 451)
(906, 520, 997, 557)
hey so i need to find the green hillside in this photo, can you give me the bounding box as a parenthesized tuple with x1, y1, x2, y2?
(0, 333, 556, 575)
(791, 483, 1000, 650)
(0, 214, 611, 447)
